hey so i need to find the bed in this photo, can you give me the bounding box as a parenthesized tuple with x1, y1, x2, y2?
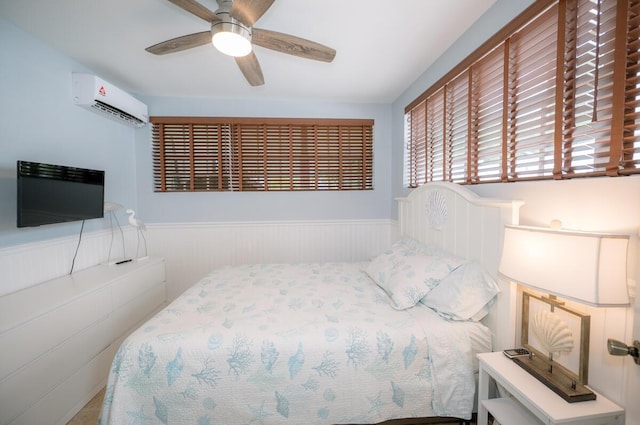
(98, 182, 522, 425)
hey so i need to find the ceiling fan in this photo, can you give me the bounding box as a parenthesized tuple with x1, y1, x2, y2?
(146, 0, 337, 86)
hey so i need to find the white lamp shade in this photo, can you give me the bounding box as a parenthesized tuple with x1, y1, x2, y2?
(499, 225, 630, 306)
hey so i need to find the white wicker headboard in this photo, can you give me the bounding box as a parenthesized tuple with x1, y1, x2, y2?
(396, 182, 524, 351)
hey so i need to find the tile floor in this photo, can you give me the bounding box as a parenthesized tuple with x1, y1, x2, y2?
(66, 388, 104, 425)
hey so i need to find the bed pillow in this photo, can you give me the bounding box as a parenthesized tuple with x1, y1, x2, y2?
(378, 253, 466, 310)
(364, 237, 442, 288)
(420, 261, 500, 321)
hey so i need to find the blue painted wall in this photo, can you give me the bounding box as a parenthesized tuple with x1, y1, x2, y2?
(0, 18, 139, 247)
(0, 16, 393, 248)
(1, 0, 570, 246)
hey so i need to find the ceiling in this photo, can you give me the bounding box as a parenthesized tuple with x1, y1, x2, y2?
(0, 0, 496, 103)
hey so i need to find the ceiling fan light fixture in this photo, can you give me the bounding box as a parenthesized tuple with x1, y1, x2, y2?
(211, 20, 252, 57)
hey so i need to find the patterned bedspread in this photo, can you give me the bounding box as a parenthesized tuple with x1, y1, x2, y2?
(99, 262, 491, 425)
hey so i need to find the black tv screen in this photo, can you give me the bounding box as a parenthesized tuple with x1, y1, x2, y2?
(17, 160, 105, 228)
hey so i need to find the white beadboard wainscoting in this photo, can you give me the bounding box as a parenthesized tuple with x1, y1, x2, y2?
(0, 226, 139, 297)
(1, 219, 395, 301)
(147, 219, 396, 301)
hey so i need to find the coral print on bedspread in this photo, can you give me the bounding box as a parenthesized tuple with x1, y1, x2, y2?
(98, 262, 487, 425)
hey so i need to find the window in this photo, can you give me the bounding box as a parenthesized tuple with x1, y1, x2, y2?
(404, 0, 640, 187)
(152, 117, 374, 192)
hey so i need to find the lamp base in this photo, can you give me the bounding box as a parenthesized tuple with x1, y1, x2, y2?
(513, 355, 596, 403)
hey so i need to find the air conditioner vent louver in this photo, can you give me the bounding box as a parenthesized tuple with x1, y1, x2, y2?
(92, 100, 146, 127)
(72, 73, 148, 128)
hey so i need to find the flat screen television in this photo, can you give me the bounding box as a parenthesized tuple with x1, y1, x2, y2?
(17, 160, 105, 228)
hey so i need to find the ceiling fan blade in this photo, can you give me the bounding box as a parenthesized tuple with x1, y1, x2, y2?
(252, 28, 336, 62)
(146, 31, 212, 55)
(230, 0, 275, 27)
(235, 51, 265, 86)
(167, 0, 220, 23)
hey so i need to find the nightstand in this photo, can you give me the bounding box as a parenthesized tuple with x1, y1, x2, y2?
(477, 352, 624, 425)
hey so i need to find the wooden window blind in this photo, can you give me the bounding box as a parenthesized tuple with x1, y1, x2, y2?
(427, 88, 446, 183)
(404, 0, 640, 187)
(152, 117, 374, 192)
(508, 3, 558, 180)
(446, 70, 470, 183)
(404, 102, 426, 187)
(470, 44, 505, 183)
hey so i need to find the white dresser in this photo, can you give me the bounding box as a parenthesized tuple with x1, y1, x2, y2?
(0, 258, 166, 425)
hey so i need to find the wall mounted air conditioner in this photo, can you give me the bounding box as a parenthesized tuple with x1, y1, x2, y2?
(72, 73, 149, 127)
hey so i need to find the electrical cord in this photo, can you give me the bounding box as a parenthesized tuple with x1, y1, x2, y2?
(69, 220, 85, 274)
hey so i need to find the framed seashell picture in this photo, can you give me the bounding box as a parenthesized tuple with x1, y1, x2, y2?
(521, 290, 591, 386)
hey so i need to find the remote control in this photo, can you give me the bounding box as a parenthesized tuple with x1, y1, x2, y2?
(503, 348, 531, 359)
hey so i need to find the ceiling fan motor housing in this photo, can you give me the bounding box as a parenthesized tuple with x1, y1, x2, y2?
(216, 0, 234, 11)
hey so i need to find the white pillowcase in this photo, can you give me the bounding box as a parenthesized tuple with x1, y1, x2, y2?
(364, 237, 442, 290)
(380, 254, 467, 310)
(365, 237, 499, 315)
(420, 261, 500, 321)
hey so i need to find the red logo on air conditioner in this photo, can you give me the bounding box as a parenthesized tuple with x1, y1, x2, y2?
(98, 86, 106, 96)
